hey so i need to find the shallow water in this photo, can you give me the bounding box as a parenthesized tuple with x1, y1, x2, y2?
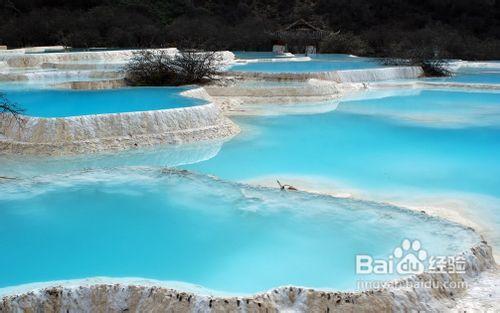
(430, 67, 500, 84)
(232, 52, 288, 59)
(0, 169, 478, 294)
(230, 53, 382, 72)
(338, 89, 500, 127)
(185, 89, 500, 191)
(2, 87, 204, 117)
(1, 58, 500, 295)
(0, 141, 225, 178)
(181, 89, 500, 248)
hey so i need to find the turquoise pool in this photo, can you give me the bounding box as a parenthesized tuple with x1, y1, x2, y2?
(233, 52, 289, 59)
(429, 67, 500, 84)
(2, 87, 204, 117)
(180, 89, 500, 249)
(1, 59, 500, 296)
(338, 89, 500, 127)
(0, 168, 478, 294)
(183, 89, 500, 190)
(230, 53, 383, 72)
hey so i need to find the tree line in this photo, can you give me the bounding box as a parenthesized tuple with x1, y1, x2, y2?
(0, 0, 499, 60)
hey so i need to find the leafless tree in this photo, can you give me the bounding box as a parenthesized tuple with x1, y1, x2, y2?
(0, 92, 24, 127)
(125, 49, 222, 86)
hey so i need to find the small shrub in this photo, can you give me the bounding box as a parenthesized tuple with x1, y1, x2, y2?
(381, 47, 451, 77)
(125, 49, 222, 86)
(382, 57, 450, 77)
(419, 59, 451, 77)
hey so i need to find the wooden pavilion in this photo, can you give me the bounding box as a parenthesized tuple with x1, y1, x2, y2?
(271, 19, 334, 55)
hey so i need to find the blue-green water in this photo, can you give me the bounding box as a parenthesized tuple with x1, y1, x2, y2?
(446, 71, 500, 84)
(233, 52, 287, 59)
(430, 67, 500, 84)
(181, 89, 500, 249)
(0, 169, 478, 293)
(230, 53, 382, 73)
(2, 87, 203, 117)
(338, 89, 500, 128)
(185, 89, 500, 193)
(1, 60, 499, 295)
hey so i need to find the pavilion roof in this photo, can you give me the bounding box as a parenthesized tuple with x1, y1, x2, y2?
(272, 19, 336, 41)
(282, 19, 324, 32)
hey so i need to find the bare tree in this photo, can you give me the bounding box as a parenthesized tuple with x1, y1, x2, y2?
(125, 49, 222, 86)
(0, 92, 24, 127)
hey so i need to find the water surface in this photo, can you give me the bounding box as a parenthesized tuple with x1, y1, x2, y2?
(0, 169, 478, 294)
(430, 67, 500, 84)
(230, 53, 382, 73)
(181, 89, 500, 248)
(1, 60, 499, 294)
(2, 87, 203, 117)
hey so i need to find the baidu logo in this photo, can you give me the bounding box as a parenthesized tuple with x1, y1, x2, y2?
(393, 239, 427, 274)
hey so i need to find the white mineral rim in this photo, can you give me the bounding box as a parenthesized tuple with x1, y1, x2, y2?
(0, 212, 495, 312)
(0, 169, 497, 312)
(0, 89, 239, 156)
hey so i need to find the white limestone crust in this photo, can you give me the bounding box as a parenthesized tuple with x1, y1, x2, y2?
(0, 49, 235, 69)
(52, 79, 127, 90)
(0, 242, 495, 312)
(0, 70, 125, 82)
(205, 79, 341, 105)
(0, 88, 239, 156)
(230, 66, 424, 83)
(0, 48, 177, 68)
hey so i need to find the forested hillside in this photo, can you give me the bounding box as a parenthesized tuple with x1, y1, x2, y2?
(1, 0, 499, 59)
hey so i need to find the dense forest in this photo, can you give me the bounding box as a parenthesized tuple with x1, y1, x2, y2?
(0, 0, 499, 59)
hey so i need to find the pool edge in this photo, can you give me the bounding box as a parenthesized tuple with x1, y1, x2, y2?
(0, 168, 497, 312)
(0, 88, 240, 156)
(0, 242, 494, 312)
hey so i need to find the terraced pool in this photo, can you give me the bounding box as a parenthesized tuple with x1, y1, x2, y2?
(230, 53, 383, 72)
(0, 53, 499, 302)
(2, 87, 204, 117)
(182, 88, 500, 251)
(0, 168, 479, 294)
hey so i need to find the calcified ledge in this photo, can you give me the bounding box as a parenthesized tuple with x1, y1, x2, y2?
(0, 167, 496, 312)
(0, 48, 235, 69)
(367, 80, 500, 91)
(0, 88, 239, 156)
(52, 78, 126, 90)
(0, 238, 495, 312)
(0, 172, 496, 312)
(205, 79, 341, 105)
(0, 169, 496, 312)
(0, 48, 177, 68)
(204, 67, 422, 111)
(0, 69, 124, 82)
(229, 66, 424, 83)
(204, 79, 500, 114)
